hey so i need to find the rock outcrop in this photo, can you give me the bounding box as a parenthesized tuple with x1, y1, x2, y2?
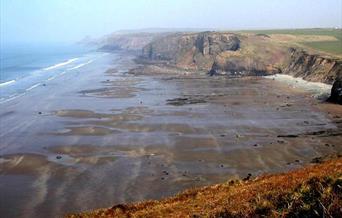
(282, 48, 342, 84)
(142, 32, 240, 70)
(328, 79, 342, 104)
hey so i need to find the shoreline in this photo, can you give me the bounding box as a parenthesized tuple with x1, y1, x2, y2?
(1, 52, 342, 218)
(264, 74, 332, 99)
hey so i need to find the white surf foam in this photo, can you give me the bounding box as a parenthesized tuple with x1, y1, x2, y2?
(0, 93, 26, 104)
(47, 75, 58, 81)
(0, 80, 16, 87)
(26, 83, 41, 91)
(264, 74, 332, 99)
(43, 58, 79, 71)
(68, 60, 94, 70)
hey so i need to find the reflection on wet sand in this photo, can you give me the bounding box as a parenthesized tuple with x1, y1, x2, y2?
(1, 53, 342, 218)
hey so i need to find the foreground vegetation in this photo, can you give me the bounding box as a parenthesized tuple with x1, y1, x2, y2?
(241, 28, 342, 55)
(69, 158, 342, 217)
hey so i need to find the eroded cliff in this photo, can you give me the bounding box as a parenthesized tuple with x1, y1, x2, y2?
(141, 31, 342, 83)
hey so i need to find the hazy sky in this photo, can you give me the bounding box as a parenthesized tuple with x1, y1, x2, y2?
(1, 0, 341, 44)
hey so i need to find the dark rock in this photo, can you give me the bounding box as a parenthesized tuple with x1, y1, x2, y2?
(311, 157, 323, 164)
(277, 134, 298, 138)
(111, 204, 127, 212)
(328, 78, 342, 104)
(209, 68, 217, 76)
(166, 97, 206, 106)
(56, 155, 62, 159)
(243, 173, 252, 181)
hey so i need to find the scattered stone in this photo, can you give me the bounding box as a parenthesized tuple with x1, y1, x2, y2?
(56, 155, 62, 160)
(253, 144, 259, 147)
(243, 173, 252, 181)
(311, 157, 323, 164)
(166, 97, 206, 106)
(220, 134, 225, 137)
(110, 204, 127, 212)
(295, 159, 300, 163)
(220, 164, 224, 168)
(277, 134, 298, 138)
(38, 112, 42, 115)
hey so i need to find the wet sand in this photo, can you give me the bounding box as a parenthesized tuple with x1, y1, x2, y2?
(1, 52, 342, 218)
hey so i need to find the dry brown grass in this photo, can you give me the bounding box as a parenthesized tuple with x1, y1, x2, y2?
(68, 158, 342, 218)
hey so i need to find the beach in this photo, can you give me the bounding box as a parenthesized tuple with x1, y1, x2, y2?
(1, 51, 342, 217)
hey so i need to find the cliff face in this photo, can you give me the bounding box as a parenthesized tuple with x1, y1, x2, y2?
(282, 48, 342, 84)
(142, 32, 240, 70)
(141, 32, 342, 83)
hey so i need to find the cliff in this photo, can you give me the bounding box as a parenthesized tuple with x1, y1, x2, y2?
(141, 32, 342, 83)
(142, 32, 241, 70)
(283, 48, 342, 84)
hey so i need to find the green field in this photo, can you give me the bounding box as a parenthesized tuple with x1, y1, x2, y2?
(241, 28, 342, 56)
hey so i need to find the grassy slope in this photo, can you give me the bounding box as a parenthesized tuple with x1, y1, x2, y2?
(69, 158, 342, 218)
(240, 28, 342, 56)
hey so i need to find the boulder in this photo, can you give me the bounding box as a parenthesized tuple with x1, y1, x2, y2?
(328, 78, 342, 104)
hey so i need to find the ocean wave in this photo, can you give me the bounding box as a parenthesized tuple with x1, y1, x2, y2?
(47, 75, 58, 81)
(0, 80, 16, 87)
(0, 93, 26, 104)
(43, 58, 79, 71)
(26, 83, 41, 91)
(68, 60, 94, 70)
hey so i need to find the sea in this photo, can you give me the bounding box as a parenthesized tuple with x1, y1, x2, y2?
(0, 42, 98, 103)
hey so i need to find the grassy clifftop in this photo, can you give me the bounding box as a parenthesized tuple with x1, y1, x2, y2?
(69, 158, 342, 217)
(240, 28, 342, 56)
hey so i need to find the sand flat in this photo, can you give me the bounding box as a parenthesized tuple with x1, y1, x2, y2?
(1, 52, 342, 218)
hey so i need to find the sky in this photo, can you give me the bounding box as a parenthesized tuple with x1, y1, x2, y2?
(1, 0, 341, 44)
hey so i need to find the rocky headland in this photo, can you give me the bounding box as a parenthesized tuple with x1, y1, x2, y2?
(100, 30, 342, 104)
